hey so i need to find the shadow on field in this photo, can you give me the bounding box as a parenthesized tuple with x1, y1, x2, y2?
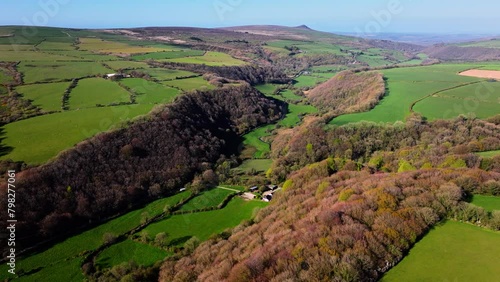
(0, 127, 12, 157)
(168, 236, 192, 246)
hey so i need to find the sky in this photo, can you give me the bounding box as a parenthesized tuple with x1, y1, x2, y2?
(0, 0, 499, 34)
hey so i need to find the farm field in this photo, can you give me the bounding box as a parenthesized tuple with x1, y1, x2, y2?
(131, 50, 205, 60)
(0, 104, 154, 164)
(471, 195, 500, 212)
(331, 64, 500, 125)
(143, 198, 267, 246)
(458, 39, 500, 49)
(69, 78, 131, 109)
(19, 61, 112, 83)
(140, 68, 198, 81)
(477, 150, 500, 158)
(120, 78, 180, 104)
(163, 51, 246, 66)
(235, 159, 273, 173)
(16, 82, 70, 112)
(0, 191, 191, 281)
(104, 60, 150, 70)
(96, 239, 169, 269)
(381, 220, 500, 282)
(78, 38, 175, 54)
(162, 76, 214, 91)
(179, 188, 235, 211)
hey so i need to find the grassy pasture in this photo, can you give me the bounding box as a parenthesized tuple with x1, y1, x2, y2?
(179, 188, 234, 211)
(164, 51, 246, 66)
(236, 159, 273, 173)
(104, 60, 150, 70)
(471, 195, 500, 212)
(0, 44, 35, 51)
(0, 68, 12, 85)
(242, 124, 275, 158)
(0, 50, 81, 61)
(96, 239, 169, 269)
(143, 198, 267, 246)
(294, 75, 328, 88)
(459, 39, 500, 49)
(477, 150, 500, 158)
(78, 38, 172, 54)
(121, 78, 180, 104)
(16, 258, 84, 282)
(140, 68, 198, 81)
(331, 64, 489, 125)
(69, 78, 131, 109)
(131, 50, 205, 60)
(0, 191, 190, 281)
(16, 82, 70, 112)
(162, 76, 214, 91)
(19, 61, 112, 83)
(51, 50, 120, 61)
(280, 89, 303, 101)
(280, 104, 318, 127)
(0, 104, 153, 164)
(381, 220, 500, 282)
(37, 41, 76, 51)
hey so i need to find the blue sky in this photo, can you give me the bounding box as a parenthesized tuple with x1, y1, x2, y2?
(0, 0, 499, 34)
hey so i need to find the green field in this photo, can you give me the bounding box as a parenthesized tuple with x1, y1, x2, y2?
(382, 220, 500, 281)
(164, 51, 246, 66)
(179, 188, 234, 211)
(105, 60, 150, 70)
(69, 78, 131, 109)
(0, 191, 190, 281)
(131, 50, 205, 60)
(459, 39, 500, 49)
(121, 78, 180, 104)
(280, 104, 318, 127)
(162, 76, 214, 91)
(144, 198, 267, 246)
(78, 38, 173, 54)
(477, 150, 500, 158)
(37, 41, 76, 51)
(242, 124, 275, 158)
(0, 104, 153, 164)
(16, 82, 70, 112)
(235, 159, 273, 173)
(96, 239, 169, 269)
(140, 68, 198, 81)
(280, 89, 304, 101)
(331, 64, 496, 125)
(471, 195, 500, 212)
(294, 75, 329, 88)
(19, 61, 112, 83)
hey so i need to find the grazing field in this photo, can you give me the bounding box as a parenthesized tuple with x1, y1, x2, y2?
(0, 50, 81, 61)
(144, 198, 267, 246)
(0, 67, 12, 84)
(294, 75, 329, 88)
(280, 89, 304, 101)
(105, 60, 150, 70)
(242, 124, 275, 158)
(179, 188, 234, 211)
(331, 64, 496, 125)
(236, 159, 273, 173)
(19, 61, 112, 83)
(0, 104, 153, 164)
(16, 82, 70, 112)
(280, 103, 318, 127)
(381, 220, 500, 282)
(458, 39, 500, 49)
(131, 50, 205, 60)
(162, 76, 214, 91)
(164, 51, 246, 66)
(477, 150, 500, 158)
(69, 78, 131, 109)
(140, 68, 198, 81)
(96, 239, 169, 269)
(471, 195, 500, 212)
(37, 41, 76, 51)
(0, 191, 190, 281)
(121, 78, 180, 104)
(16, 258, 85, 282)
(78, 38, 173, 54)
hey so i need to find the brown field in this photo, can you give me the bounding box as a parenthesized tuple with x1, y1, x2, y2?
(459, 69, 500, 80)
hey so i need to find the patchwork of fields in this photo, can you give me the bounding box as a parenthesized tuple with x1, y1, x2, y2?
(331, 64, 500, 125)
(0, 27, 243, 164)
(0, 188, 266, 281)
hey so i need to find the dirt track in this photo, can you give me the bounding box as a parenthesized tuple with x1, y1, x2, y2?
(459, 69, 500, 80)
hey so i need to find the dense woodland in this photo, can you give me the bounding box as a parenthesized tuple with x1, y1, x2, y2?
(0, 84, 284, 249)
(308, 71, 386, 114)
(160, 166, 500, 281)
